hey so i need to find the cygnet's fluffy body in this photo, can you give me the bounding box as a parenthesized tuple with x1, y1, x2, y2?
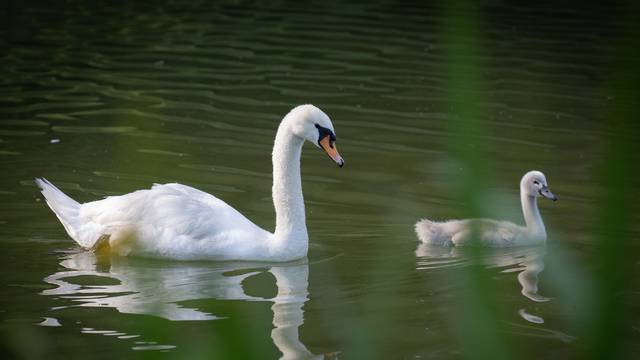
(415, 171, 557, 247)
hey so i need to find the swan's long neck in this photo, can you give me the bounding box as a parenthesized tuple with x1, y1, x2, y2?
(521, 187, 546, 239)
(271, 121, 308, 257)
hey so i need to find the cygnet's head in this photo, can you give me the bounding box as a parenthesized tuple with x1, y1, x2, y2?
(284, 104, 344, 167)
(521, 170, 557, 201)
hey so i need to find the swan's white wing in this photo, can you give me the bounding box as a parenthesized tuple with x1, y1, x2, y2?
(77, 183, 271, 259)
(142, 183, 264, 237)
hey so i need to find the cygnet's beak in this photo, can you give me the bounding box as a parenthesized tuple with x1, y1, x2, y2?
(319, 135, 344, 167)
(539, 186, 557, 201)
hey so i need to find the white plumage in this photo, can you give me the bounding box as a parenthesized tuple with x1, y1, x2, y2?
(415, 171, 557, 247)
(36, 104, 344, 261)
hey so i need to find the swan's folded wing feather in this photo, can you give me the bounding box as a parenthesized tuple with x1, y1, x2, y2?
(143, 183, 267, 238)
(76, 183, 268, 253)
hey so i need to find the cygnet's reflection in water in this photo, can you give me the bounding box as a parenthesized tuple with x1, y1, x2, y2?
(416, 243, 549, 323)
(42, 252, 322, 359)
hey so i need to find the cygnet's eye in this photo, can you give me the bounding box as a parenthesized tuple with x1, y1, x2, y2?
(533, 180, 539, 185)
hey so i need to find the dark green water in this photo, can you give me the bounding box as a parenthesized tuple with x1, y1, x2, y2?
(1, 1, 639, 359)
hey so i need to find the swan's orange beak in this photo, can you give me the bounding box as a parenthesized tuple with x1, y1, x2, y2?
(319, 135, 344, 167)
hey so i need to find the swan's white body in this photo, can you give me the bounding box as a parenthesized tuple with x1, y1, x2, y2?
(415, 171, 557, 247)
(37, 104, 344, 261)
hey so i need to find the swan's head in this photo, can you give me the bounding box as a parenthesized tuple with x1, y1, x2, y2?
(286, 104, 344, 167)
(521, 170, 557, 201)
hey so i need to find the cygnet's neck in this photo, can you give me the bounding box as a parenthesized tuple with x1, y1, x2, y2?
(271, 120, 308, 257)
(520, 186, 546, 240)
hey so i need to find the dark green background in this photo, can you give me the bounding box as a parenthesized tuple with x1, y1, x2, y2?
(1, 1, 638, 359)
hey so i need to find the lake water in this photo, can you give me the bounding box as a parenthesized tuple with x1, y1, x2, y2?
(1, 1, 639, 359)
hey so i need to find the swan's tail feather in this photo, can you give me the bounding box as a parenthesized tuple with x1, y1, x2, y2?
(35, 178, 82, 244)
(415, 219, 448, 245)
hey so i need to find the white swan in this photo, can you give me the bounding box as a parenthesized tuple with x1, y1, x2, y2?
(36, 104, 344, 261)
(415, 171, 557, 247)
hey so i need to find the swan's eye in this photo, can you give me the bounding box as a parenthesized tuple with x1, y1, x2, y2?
(315, 124, 336, 144)
(533, 180, 539, 185)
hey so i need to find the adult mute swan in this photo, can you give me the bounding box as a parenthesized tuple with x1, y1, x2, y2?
(415, 171, 557, 247)
(36, 104, 344, 261)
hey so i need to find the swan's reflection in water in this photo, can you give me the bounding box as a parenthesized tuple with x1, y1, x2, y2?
(42, 252, 322, 358)
(270, 266, 323, 360)
(416, 244, 549, 322)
